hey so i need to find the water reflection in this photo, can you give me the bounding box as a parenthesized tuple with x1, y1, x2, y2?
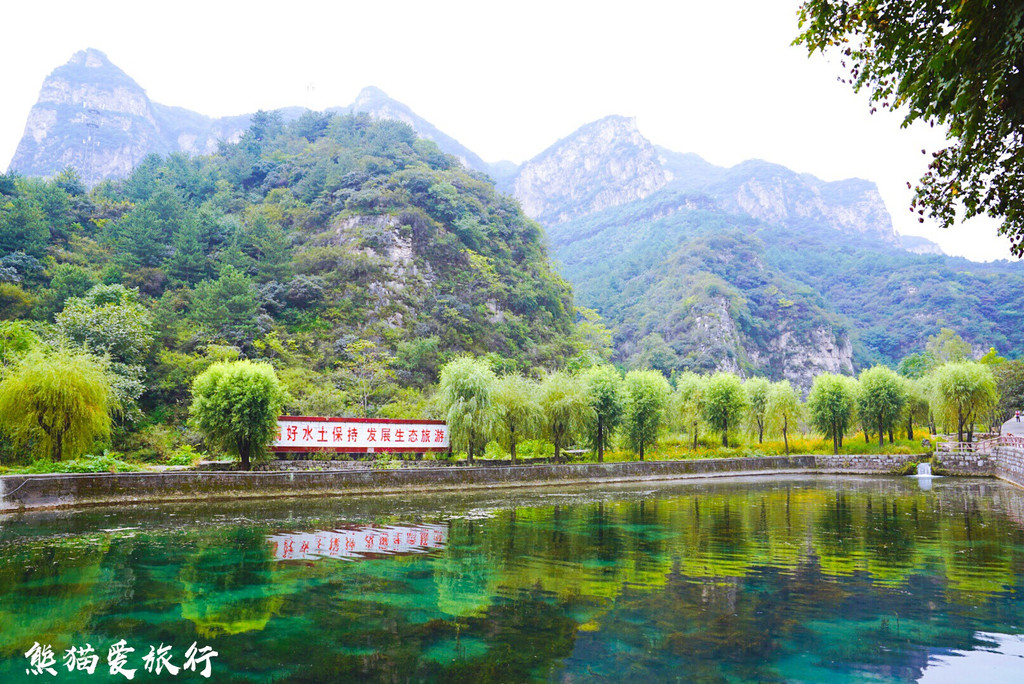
(267, 524, 448, 561)
(0, 476, 1023, 682)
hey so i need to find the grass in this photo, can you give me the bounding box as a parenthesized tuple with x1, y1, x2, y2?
(1, 452, 143, 475)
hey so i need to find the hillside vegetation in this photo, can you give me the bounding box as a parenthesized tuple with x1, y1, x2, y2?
(0, 112, 583, 460)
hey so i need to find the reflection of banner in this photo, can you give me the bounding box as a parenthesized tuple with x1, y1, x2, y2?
(272, 416, 449, 453)
(267, 524, 448, 561)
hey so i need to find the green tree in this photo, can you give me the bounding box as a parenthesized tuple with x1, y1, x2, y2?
(796, 0, 1024, 256)
(926, 328, 972, 364)
(929, 361, 999, 442)
(37, 263, 97, 318)
(900, 377, 931, 440)
(857, 366, 906, 447)
(994, 360, 1024, 424)
(192, 266, 261, 348)
(583, 365, 625, 462)
(55, 284, 153, 365)
(702, 372, 748, 448)
(622, 370, 671, 460)
(190, 360, 288, 470)
(807, 373, 858, 454)
(897, 351, 936, 379)
(765, 380, 802, 455)
(539, 371, 593, 462)
(492, 373, 541, 464)
(0, 347, 114, 462)
(674, 371, 707, 449)
(0, 195, 49, 259)
(437, 357, 496, 464)
(744, 377, 771, 444)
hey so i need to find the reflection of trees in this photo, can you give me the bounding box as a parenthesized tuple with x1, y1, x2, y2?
(0, 536, 113, 656)
(179, 528, 282, 638)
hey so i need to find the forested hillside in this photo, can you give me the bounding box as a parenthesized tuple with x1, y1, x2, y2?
(550, 184, 1024, 377)
(0, 112, 582, 455)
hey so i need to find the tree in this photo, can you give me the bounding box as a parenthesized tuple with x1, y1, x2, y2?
(926, 328, 972, 364)
(857, 366, 906, 447)
(55, 285, 153, 365)
(539, 371, 593, 462)
(674, 371, 707, 449)
(806, 373, 858, 454)
(583, 365, 624, 462)
(796, 0, 1024, 256)
(436, 357, 496, 464)
(900, 377, 931, 440)
(622, 370, 671, 460)
(55, 284, 154, 413)
(702, 372, 747, 448)
(744, 377, 771, 444)
(994, 360, 1024, 425)
(492, 374, 541, 464)
(897, 351, 936, 379)
(191, 266, 261, 348)
(190, 360, 287, 470)
(766, 381, 802, 455)
(929, 361, 998, 442)
(0, 347, 114, 462)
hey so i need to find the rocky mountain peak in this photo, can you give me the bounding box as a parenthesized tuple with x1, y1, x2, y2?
(511, 115, 668, 226)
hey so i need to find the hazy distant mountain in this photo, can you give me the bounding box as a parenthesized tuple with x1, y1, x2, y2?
(8, 50, 488, 183)
(507, 116, 668, 226)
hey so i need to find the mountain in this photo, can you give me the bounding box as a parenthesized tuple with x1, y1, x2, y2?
(8, 51, 487, 184)
(0, 112, 577, 416)
(507, 116, 668, 226)
(333, 87, 489, 173)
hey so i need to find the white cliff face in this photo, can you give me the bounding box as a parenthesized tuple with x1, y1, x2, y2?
(722, 168, 899, 246)
(8, 49, 251, 184)
(512, 116, 668, 225)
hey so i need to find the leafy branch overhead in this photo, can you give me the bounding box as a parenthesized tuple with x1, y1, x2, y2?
(795, 0, 1024, 255)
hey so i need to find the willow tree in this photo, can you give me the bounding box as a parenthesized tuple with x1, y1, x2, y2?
(807, 373, 857, 454)
(766, 380, 802, 455)
(0, 347, 114, 462)
(744, 377, 771, 444)
(436, 357, 496, 464)
(900, 377, 930, 440)
(702, 372, 747, 448)
(623, 370, 671, 460)
(492, 373, 541, 465)
(190, 360, 288, 470)
(583, 365, 624, 462)
(929, 361, 998, 443)
(539, 371, 593, 462)
(674, 371, 707, 449)
(857, 366, 906, 447)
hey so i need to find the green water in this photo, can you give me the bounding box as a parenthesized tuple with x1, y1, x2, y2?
(2, 475, 1024, 682)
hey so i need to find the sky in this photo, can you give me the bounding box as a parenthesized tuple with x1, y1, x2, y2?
(0, 0, 1017, 262)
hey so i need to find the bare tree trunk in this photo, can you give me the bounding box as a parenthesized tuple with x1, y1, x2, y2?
(906, 415, 914, 441)
(597, 418, 604, 463)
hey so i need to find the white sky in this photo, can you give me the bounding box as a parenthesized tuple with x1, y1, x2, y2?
(0, 0, 1017, 262)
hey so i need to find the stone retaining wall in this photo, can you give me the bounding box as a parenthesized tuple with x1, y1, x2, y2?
(933, 452, 997, 476)
(994, 446, 1024, 489)
(0, 453, 933, 512)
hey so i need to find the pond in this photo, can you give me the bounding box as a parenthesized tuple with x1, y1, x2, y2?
(2, 475, 1024, 682)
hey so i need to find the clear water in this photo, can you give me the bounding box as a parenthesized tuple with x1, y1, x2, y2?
(2, 475, 1024, 682)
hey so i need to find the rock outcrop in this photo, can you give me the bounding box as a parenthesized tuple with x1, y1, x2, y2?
(9, 49, 252, 184)
(510, 116, 668, 226)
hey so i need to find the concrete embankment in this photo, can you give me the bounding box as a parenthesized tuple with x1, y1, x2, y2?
(0, 453, 931, 512)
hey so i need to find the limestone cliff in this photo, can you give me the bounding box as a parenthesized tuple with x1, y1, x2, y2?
(9, 49, 252, 184)
(510, 116, 668, 226)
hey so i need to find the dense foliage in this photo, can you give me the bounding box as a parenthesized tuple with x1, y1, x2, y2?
(0, 113, 580, 461)
(796, 0, 1024, 256)
(549, 185, 1024, 374)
